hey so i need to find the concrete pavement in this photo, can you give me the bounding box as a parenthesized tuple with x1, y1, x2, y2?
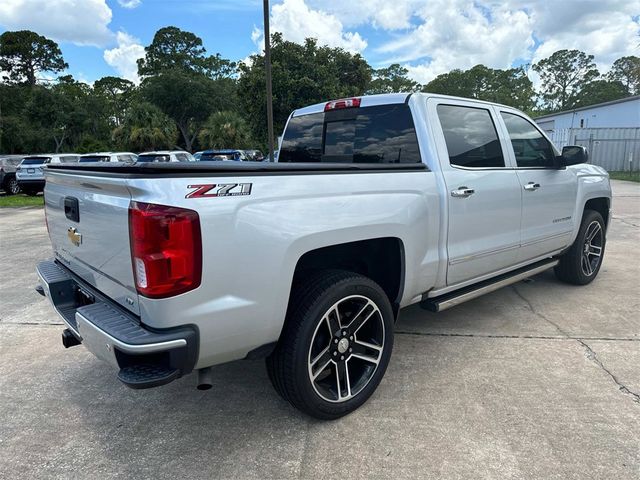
(1, 180, 638, 479)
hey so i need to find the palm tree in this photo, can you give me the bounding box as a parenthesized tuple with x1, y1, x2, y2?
(113, 102, 177, 151)
(198, 110, 252, 149)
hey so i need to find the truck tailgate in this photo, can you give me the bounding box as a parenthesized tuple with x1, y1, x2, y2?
(44, 170, 139, 315)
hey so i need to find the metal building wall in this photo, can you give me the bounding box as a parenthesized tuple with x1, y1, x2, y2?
(548, 127, 640, 172)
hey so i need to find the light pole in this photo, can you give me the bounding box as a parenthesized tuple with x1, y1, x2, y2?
(263, 0, 275, 161)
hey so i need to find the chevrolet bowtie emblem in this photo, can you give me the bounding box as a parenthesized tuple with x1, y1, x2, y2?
(67, 227, 82, 247)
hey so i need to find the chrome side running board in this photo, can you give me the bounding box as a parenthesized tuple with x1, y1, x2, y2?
(421, 259, 559, 312)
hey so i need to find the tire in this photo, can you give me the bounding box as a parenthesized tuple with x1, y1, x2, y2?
(555, 210, 606, 285)
(4, 176, 21, 195)
(266, 270, 394, 420)
(24, 188, 39, 196)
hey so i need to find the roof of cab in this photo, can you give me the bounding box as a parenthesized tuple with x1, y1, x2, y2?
(291, 92, 517, 117)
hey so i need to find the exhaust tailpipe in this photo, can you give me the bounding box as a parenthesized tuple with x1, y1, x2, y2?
(197, 367, 213, 390)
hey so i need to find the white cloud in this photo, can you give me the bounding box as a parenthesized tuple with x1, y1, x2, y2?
(117, 0, 141, 8)
(527, 1, 640, 70)
(307, 0, 424, 30)
(269, 0, 367, 53)
(0, 0, 114, 47)
(377, 0, 535, 84)
(103, 31, 145, 83)
(366, 0, 640, 85)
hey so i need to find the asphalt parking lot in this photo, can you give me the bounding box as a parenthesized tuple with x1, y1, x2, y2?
(1, 180, 638, 479)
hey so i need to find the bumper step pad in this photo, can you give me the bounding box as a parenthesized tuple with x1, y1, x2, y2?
(117, 364, 180, 389)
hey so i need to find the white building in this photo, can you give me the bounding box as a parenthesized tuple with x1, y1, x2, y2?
(534, 95, 640, 133)
(534, 96, 640, 172)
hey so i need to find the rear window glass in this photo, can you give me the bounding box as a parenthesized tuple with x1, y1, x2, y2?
(80, 156, 110, 163)
(137, 154, 170, 163)
(279, 104, 421, 164)
(60, 156, 79, 163)
(22, 157, 50, 165)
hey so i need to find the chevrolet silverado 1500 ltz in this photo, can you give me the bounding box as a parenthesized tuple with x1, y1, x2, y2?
(36, 93, 611, 419)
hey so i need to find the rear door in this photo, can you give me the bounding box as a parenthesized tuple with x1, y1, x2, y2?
(497, 111, 577, 261)
(430, 99, 523, 286)
(44, 170, 139, 314)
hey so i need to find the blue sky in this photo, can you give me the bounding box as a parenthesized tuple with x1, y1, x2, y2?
(0, 0, 638, 85)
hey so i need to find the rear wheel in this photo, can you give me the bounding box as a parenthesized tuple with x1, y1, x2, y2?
(555, 210, 605, 285)
(266, 270, 394, 420)
(4, 176, 20, 195)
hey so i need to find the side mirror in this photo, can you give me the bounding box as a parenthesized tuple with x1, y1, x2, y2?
(559, 145, 589, 167)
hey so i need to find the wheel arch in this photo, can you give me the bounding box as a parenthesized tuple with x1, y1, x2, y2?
(584, 197, 610, 230)
(290, 237, 406, 319)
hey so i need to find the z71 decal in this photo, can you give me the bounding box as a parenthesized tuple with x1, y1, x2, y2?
(186, 183, 252, 199)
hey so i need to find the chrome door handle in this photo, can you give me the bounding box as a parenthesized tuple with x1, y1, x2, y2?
(451, 186, 475, 198)
(524, 182, 541, 191)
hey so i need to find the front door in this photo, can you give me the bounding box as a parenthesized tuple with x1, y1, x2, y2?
(434, 102, 523, 286)
(498, 111, 577, 261)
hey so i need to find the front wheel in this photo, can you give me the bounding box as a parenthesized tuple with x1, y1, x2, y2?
(555, 210, 606, 285)
(267, 270, 394, 420)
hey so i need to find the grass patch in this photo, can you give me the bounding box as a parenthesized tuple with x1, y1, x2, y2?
(0, 194, 44, 207)
(608, 171, 640, 183)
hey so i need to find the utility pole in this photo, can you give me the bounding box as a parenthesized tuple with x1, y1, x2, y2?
(263, 0, 275, 161)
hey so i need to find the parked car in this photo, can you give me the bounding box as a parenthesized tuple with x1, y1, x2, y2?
(36, 93, 611, 420)
(193, 151, 204, 161)
(0, 155, 25, 195)
(16, 154, 79, 195)
(137, 151, 194, 163)
(243, 150, 265, 161)
(79, 152, 138, 163)
(198, 149, 246, 161)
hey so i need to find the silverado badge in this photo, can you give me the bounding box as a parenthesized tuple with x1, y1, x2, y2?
(67, 227, 82, 247)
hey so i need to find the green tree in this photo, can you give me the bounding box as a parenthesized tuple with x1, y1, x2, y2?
(137, 27, 237, 150)
(94, 76, 135, 126)
(198, 111, 252, 149)
(532, 49, 599, 111)
(238, 33, 371, 145)
(424, 64, 535, 112)
(574, 80, 629, 107)
(0, 30, 68, 86)
(113, 101, 178, 151)
(137, 26, 235, 78)
(142, 70, 235, 151)
(607, 56, 640, 95)
(367, 64, 421, 94)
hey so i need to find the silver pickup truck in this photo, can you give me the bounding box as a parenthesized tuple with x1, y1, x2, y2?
(37, 93, 611, 419)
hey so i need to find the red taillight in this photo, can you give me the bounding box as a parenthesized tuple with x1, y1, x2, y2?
(324, 97, 361, 111)
(128, 201, 202, 298)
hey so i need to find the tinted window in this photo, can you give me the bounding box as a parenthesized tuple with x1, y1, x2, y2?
(22, 157, 50, 165)
(501, 112, 556, 168)
(279, 104, 421, 164)
(437, 105, 504, 168)
(60, 156, 78, 163)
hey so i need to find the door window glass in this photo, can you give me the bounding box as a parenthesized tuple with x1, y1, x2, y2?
(437, 105, 504, 168)
(501, 112, 556, 168)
